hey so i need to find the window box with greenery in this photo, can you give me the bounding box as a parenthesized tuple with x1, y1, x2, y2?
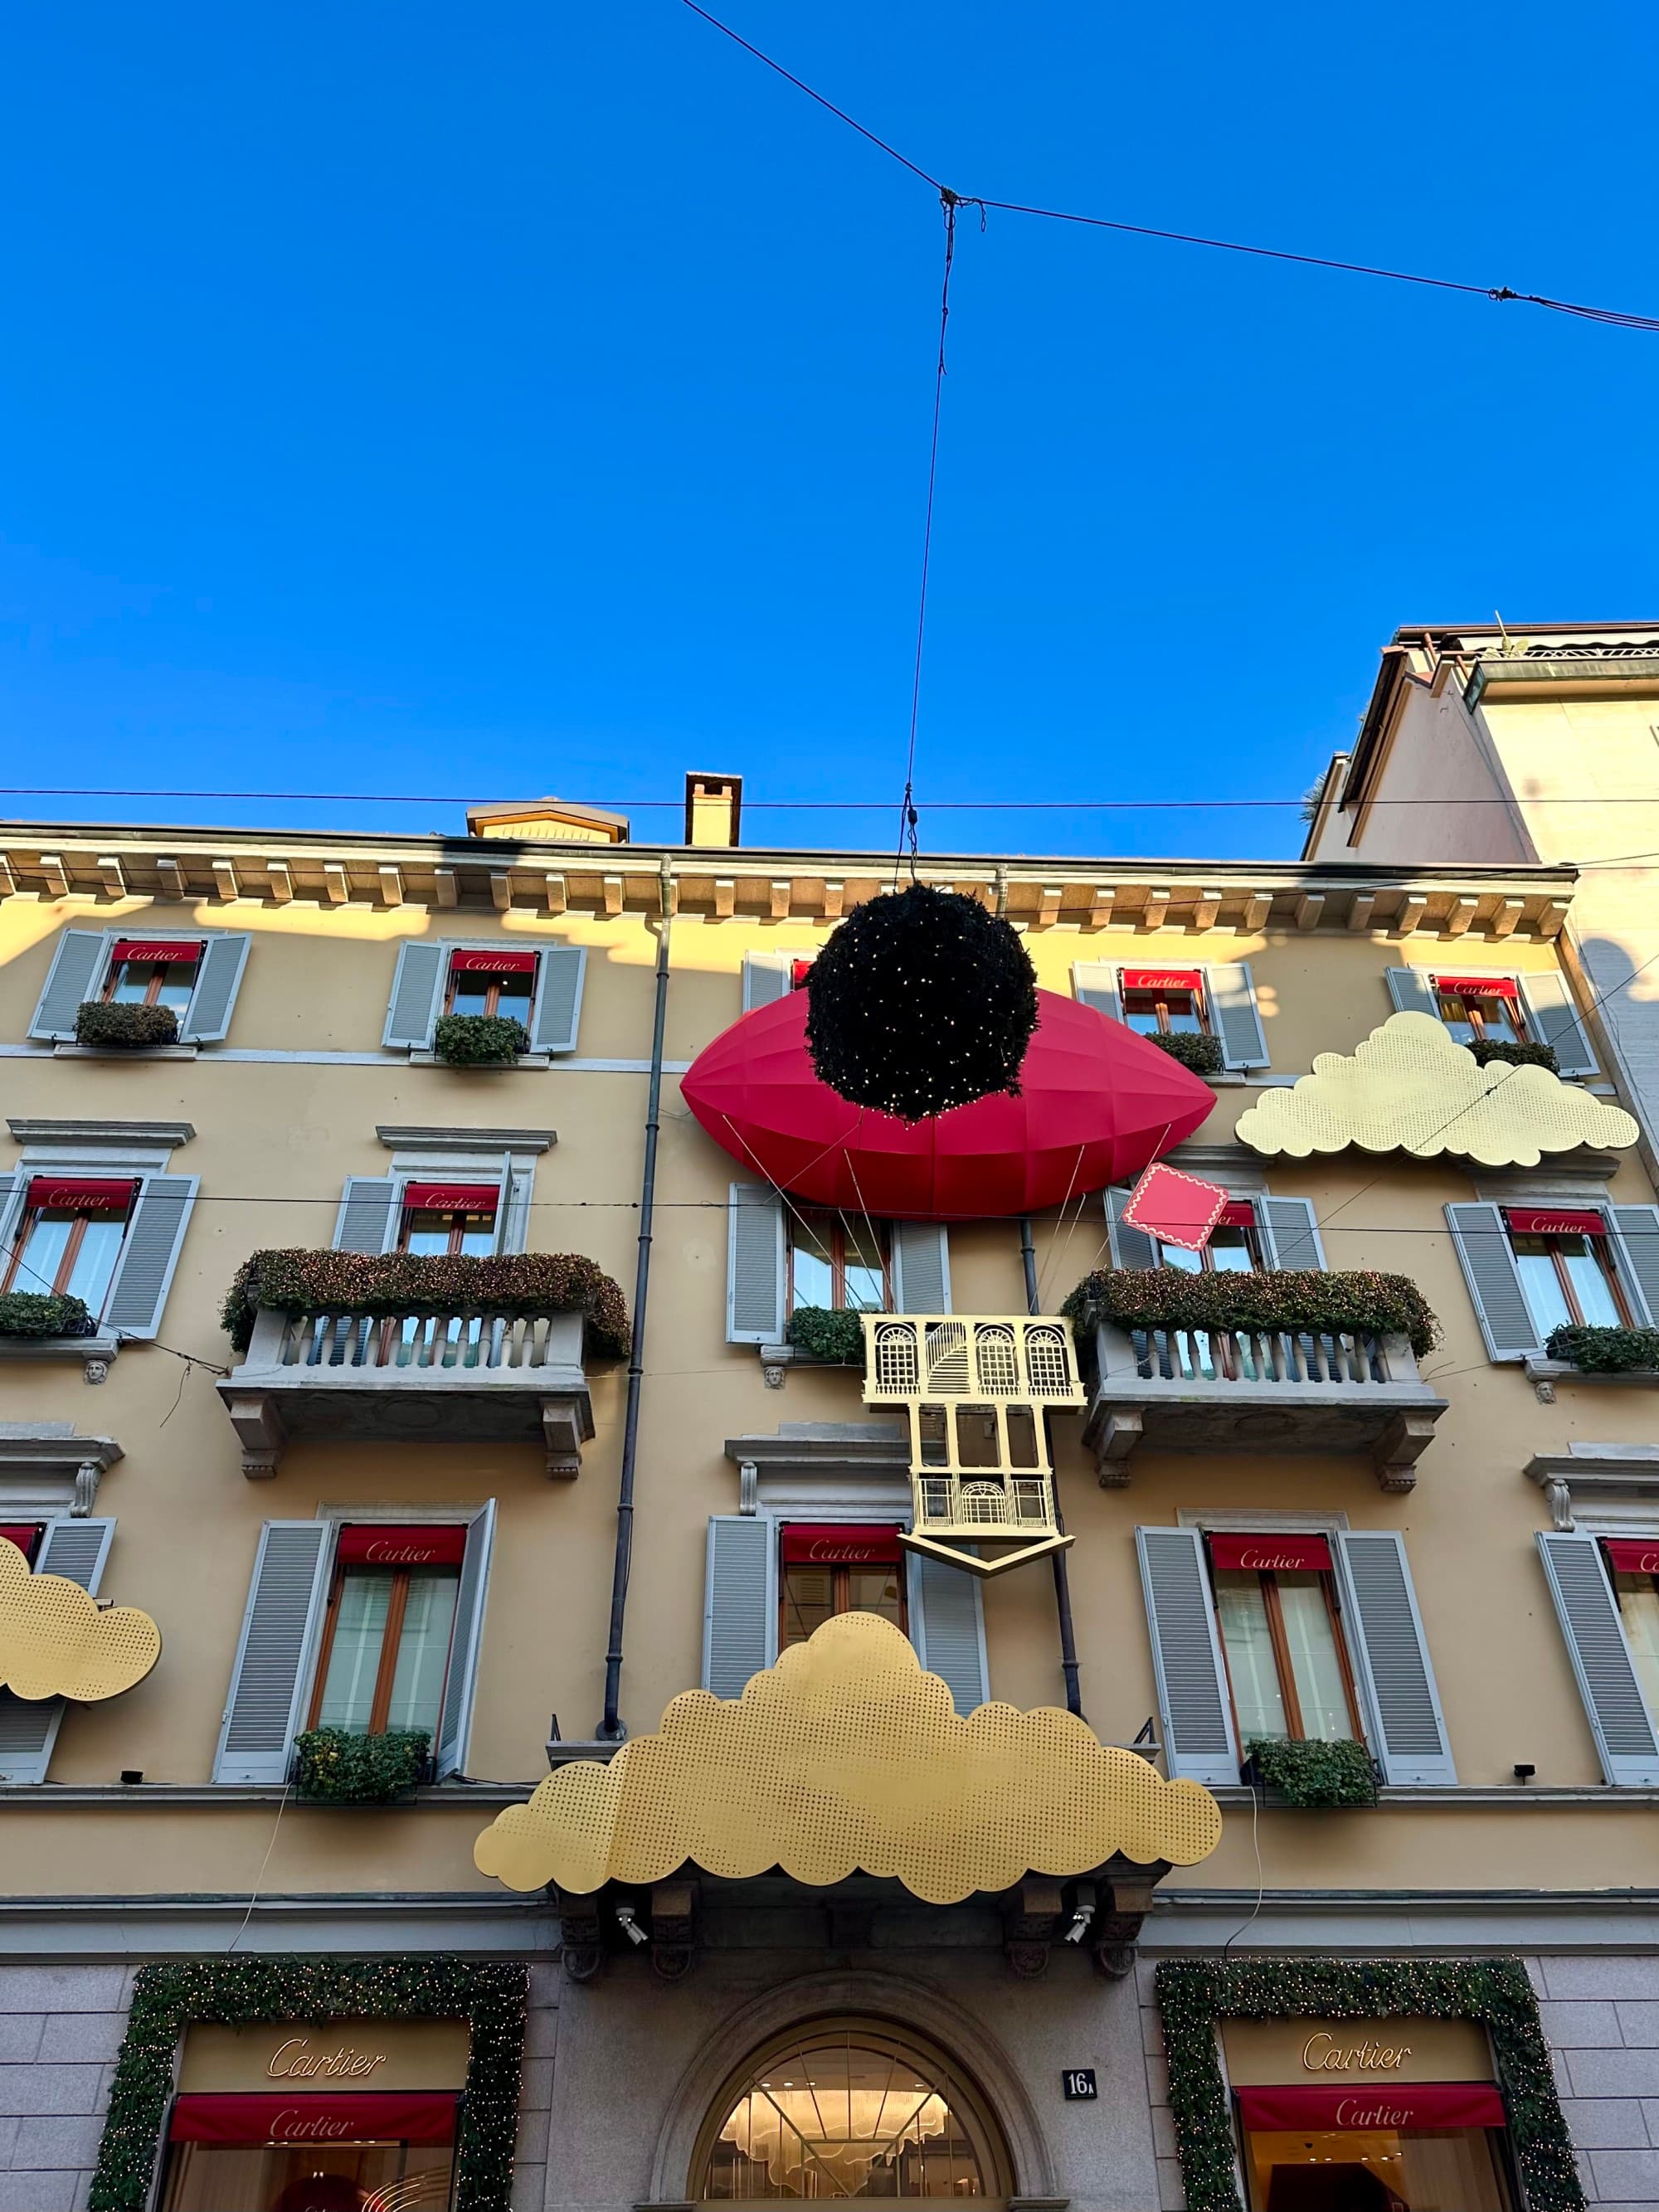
(1241, 1734, 1379, 1807)
(293, 1726, 431, 1805)
(72, 1000, 179, 1050)
(1063, 1266, 1440, 1359)
(785, 1306, 868, 1364)
(1469, 1036, 1559, 1072)
(432, 1012, 530, 1066)
(0, 1291, 96, 1341)
(1146, 1028, 1225, 1077)
(1545, 1322, 1659, 1374)
(221, 1247, 630, 1356)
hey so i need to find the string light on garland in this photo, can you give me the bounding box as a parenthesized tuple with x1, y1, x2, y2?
(89, 1956, 525, 2212)
(805, 883, 1039, 1121)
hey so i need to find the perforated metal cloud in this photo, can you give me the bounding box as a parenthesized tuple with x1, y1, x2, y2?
(0, 1541, 160, 1703)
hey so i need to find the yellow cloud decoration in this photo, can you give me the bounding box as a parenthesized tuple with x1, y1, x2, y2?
(474, 1611, 1222, 1905)
(0, 1541, 160, 1702)
(1236, 1011, 1638, 1165)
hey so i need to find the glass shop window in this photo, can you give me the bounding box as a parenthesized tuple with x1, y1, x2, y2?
(1242, 2118, 1513, 2210)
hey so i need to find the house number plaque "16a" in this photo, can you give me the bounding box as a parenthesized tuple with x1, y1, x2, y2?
(1062, 2069, 1097, 2101)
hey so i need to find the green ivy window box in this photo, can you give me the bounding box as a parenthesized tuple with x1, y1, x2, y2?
(0, 1291, 96, 1340)
(785, 1306, 868, 1364)
(1146, 1029, 1226, 1077)
(1545, 1322, 1659, 1374)
(73, 1000, 179, 1050)
(1241, 1735, 1379, 1808)
(1469, 1037, 1559, 1073)
(1063, 1267, 1440, 1360)
(432, 1013, 530, 1066)
(221, 1248, 630, 1358)
(293, 1727, 431, 1805)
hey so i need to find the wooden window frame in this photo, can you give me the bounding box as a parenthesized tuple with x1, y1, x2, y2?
(101, 955, 201, 1008)
(2, 1198, 130, 1300)
(1213, 1563, 1365, 1746)
(305, 1557, 462, 1738)
(779, 1559, 908, 1653)
(1437, 987, 1529, 1044)
(1121, 984, 1211, 1037)
(442, 963, 537, 1019)
(786, 1208, 891, 1315)
(1508, 1228, 1632, 1327)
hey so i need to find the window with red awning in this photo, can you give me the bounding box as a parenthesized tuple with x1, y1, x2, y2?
(26, 1177, 137, 1214)
(446, 948, 537, 973)
(1209, 1532, 1333, 1574)
(1236, 2081, 1506, 2132)
(334, 1524, 469, 1568)
(168, 2090, 458, 2145)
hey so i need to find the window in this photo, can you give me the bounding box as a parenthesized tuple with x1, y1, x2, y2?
(103, 938, 202, 1012)
(0, 1527, 41, 1567)
(1434, 973, 1527, 1048)
(1155, 1200, 1261, 1275)
(780, 1524, 906, 1651)
(306, 1525, 465, 1740)
(788, 1208, 888, 1313)
(1121, 966, 1209, 1038)
(1504, 1208, 1627, 1336)
(396, 1181, 499, 1257)
(1209, 1534, 1363, 1746)
(2, 1176, 134, 1320)
(1603, 1539, 1659, 1728)
(444, 947, 536, 1020)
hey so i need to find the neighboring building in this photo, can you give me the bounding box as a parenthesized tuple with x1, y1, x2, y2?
(2, 785, 1659, 2211)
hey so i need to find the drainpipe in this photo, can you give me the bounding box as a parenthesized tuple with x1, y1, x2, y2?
(597, 856, 674, 1741)
(1022, 1214, 1084, 1719)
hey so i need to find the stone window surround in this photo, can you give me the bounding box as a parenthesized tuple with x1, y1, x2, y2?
(0, 1426, 124, 1518)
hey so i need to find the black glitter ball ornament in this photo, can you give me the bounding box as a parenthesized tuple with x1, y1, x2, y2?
(804, 882, 1039, 1121)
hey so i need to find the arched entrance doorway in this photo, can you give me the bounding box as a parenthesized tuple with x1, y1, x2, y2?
(689, 2015, 1014, 2200)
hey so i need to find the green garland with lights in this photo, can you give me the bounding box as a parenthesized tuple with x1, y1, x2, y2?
(1155, 1956, 1583, 2212)
(88, 1956, 525, 2212)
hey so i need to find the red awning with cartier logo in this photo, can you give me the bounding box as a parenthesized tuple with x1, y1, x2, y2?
(0, 1528, 40, 1563)
(401, 1183, 500, 1214)
(1504, 1208, 1605, 1237)
(168, 2092, 458, 2145)
(336, 1524, 469, 1568)
(1237, 2082, 1506, 2132)
(112, 939, 200, 963)
(781, 1524, 903, 1567)
(1218, 1201, 1256, 1229)
(26, 1177, 136, 1214)
(447, 948, 537, 973)
(1122, 969, 1203, 993)
(1605, 1540, 1659, 1576)
(1433, 974, 1519, 999)
(1209, 1534, 1333, 1573)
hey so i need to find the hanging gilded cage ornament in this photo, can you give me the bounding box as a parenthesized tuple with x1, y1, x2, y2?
(805, 883, 1039, 1122)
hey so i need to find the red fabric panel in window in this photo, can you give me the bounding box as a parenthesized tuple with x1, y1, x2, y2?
(790, 958, 815, 989)
(1604, 1539, 1659, 1575)
(168, 2091, 458, 2145)
(25, 1177, 136, 1213)
(1209, 1533, 1333, 1573)
(0, 1527, 40, 1563)
(780, 1524, 903, 1566)
(1219, 1200, 1257, 1229)
(446, 948, 538, 973)
(111, 939, 201, 963)
(401, 1183, 499, 1214)
(1236, 2082, 1505, 2132)
(1433, 973, 1519, 999)
(1121, 968, 1203, 993)
(335, 1524, 469, 1568)
(1503, 1207, 1605, 1237)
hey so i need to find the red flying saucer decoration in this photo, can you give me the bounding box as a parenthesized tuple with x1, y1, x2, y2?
(1120, 1161, 1230, 1252)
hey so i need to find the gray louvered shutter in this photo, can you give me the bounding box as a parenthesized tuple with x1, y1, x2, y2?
(1135, 1527, 1237, 1785)
(1386, 968, 1439, 1017)
(1334, 1530, 1455, 1784)
(909, 1550, 989, 1714)
(1204, 964, 1269, 1068)
(1073, 961, 1121, 1024)
(727, 1184, 786, 1344)
(28, 931, 110, 1041)
(382, 941, 448, 1049)
(1519, 973, 1598, 1077)
(892, 1223, 951, 1313)
(213, 1523, 332, 1783)
(1106, 1188, 1159, 1271)
(179, 933, 251, 1042)
(703, 1517, 776, 1696)
(494, 1167, 532, 1255)
(0, 1519, 117, 1785)
(1608, 1208, 1659, 1329)
(1444, 1202, 1540, 1359)
(104, 1176, 198, 1339)
(1258, 1196, 1326, 1271)
(530, 946, 586, 1054)
(1536, 1533, 1659, 1784)
(435, 1504, 495, 1777)
(333, 1178, 399, 1254)
(742, 953, 796, 1011)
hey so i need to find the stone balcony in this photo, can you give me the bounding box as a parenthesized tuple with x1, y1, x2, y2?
(217, 1305, 594, 1478)
(1080, 1320, 1447, 1491)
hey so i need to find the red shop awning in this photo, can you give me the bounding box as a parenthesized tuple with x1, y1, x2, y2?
(169, 2091, 458, 2146)
(1604, 1539, 1659, 1576)
(0, 1528, 40, 1563)
(1433, 973, 1519, 999)
(1121, 968, 1203, 993)
(1219, 1200, 1257, 1229)
(1209, 1533, 1333, 1573)
(401, 1182, 499, 1214)
(447, 948, 537, 974)
(111, 939, 200, 963)
(780, 1524, 903, 1567)
(336, 1524, 469, 1568)
(1237, 2082, 1506, 2133)
(26, 1176, 136, 1214)
(1504, 1207, 1605, 1237)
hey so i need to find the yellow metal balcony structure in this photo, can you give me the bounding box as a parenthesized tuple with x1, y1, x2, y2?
(860, 1315, 1085, 1578)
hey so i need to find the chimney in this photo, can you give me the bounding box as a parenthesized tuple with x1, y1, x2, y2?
(684, 772, 743, 849)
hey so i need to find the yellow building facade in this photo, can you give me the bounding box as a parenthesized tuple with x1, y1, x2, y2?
(0, 791, 1654, 2210)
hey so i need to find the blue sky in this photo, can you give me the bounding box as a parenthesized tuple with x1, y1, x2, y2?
(2, 2, 1656, 861)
